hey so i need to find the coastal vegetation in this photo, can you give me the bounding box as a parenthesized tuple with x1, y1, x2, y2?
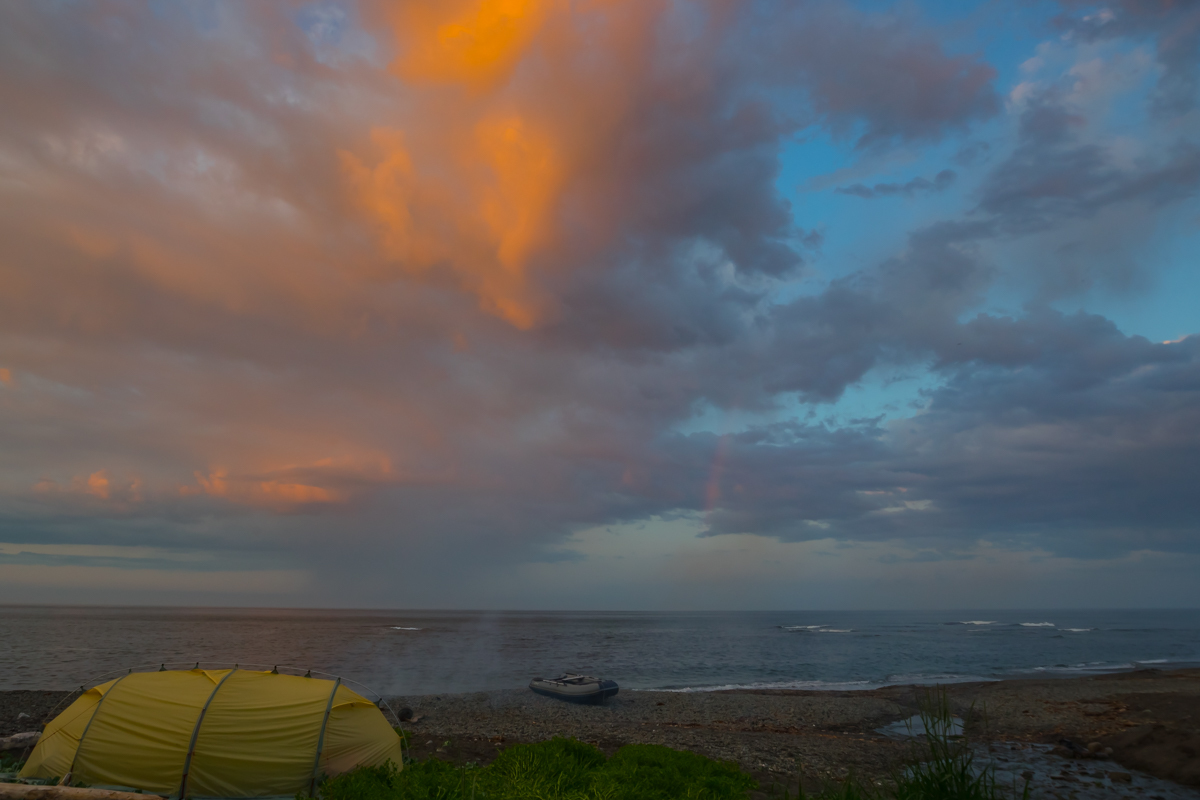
(309, 691, 1025, 800)
(0, 751, 23, 774)
(313, 736, 756, 800)
(802, 691, 1024, 800)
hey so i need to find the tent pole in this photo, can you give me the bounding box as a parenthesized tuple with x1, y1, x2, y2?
(176, 669, 238, 800)
(307, 677, 341, 798)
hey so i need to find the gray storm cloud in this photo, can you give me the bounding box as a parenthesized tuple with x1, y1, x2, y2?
(0, 0, 1197, 607)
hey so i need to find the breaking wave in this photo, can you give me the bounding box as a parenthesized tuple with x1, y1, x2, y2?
(780, 625, 852, 633)
(655, 679, 880, 692)
(655, 672, 992, 693)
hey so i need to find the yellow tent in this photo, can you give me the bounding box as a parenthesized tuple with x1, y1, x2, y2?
(20, 668, 404, 798)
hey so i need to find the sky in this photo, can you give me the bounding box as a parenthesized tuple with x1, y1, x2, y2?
(1, 0, 1198, 610)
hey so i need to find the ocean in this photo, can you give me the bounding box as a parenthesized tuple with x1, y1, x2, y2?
(2, 607, 1198, 697)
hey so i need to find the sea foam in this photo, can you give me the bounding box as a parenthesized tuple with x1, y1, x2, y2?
(655, 678, 880, 692)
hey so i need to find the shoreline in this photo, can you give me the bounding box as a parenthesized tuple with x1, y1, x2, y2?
(4, 668, 1198, 796)
(644, 661, 1200, 694)
(385, 668, 1200, 792)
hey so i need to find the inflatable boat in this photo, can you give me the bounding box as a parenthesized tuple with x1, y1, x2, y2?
(529, 674, 619, 704)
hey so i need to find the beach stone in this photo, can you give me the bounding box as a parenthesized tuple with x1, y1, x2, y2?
(1109, 772, 1134, 783)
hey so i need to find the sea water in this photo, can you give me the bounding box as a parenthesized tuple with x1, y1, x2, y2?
(1, 607, 1197, 696)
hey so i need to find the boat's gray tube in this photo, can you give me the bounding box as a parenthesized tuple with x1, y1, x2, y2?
(528, 675, 619, 704)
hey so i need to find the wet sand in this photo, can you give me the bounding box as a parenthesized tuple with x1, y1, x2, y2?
(4, 669, 1198, 796)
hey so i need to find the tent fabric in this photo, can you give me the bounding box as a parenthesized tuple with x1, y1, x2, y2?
(19, 679, 114, 780)
(20, 669, 403, 799)
(320, 685, 408, 777)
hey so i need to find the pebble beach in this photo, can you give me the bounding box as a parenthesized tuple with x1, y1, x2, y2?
(4, 669, 1198, 799)
(387, 668, 1200, 797)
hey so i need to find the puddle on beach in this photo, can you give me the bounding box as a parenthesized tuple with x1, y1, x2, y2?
(877, 713, 966, 738)
(876, 717, 1200, 800)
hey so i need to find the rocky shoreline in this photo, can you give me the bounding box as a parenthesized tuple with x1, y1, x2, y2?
(385, 669, 1200, 794)
(3, 669, 1198, 797)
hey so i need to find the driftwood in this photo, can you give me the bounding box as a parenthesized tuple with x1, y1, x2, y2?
(0, 733, 39, 752)
(0, 784, 163, 800)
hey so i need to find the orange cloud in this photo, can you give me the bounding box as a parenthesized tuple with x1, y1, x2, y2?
(345, 0, 641, 329)
(86, 470, 110, 499)
(184, 455, 397, 511)
(32, 471, 143, 507)
(385, 0, 557, 90)
(0, 368, 11, 385)
(339, 129, 448, 274)
(343, 0, 672, 329)
(341, 114, 563, 329)
(475, 115, 562, 302)
(255, 481, 336, 504)
(187, 470, 339, 508)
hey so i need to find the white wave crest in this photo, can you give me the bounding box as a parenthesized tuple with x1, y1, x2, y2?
(654, 679, 879, 692)
(391, 626, 422, 631)
(884, 673, 992, 685)
(959, 620, 998, 625)
(1019, 622, 1055, 627)
(1030, 662, 1134, 674)
(655, 671, 999, 694)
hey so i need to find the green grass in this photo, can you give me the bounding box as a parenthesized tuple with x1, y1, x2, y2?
(311, 738, 757, 800)
(0, 749, 28, 774)
(313, 689, 1029, 800)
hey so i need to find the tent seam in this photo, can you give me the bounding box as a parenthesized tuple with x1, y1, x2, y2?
(308, 677, 342, 798)
(67, 672, 134, 783)
(176, 668, 238, 800)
